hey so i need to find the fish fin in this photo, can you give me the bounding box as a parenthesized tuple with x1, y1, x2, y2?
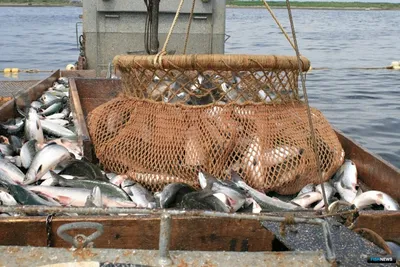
(57, 195, 72, 205)
(49, 170, 62, 184)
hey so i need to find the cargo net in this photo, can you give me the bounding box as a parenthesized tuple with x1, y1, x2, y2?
(87, 54, 344, 194)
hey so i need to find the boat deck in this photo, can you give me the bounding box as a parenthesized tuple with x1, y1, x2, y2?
(0, 80, 40, 97)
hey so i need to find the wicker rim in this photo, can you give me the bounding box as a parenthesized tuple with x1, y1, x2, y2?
(113, 54, 311, 71)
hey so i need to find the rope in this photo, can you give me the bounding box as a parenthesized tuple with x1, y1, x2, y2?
(161, 0, 185, 53)
(183, 0, 196, 54)
(262, 0, 296, 52)
(285, 0, 330, 214)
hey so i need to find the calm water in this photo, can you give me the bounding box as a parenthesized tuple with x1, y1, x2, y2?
(0, 7, 399, 168)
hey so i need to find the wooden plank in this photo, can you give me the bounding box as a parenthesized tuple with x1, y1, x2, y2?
(61, 70, 96, 79)
(0, 71, 60, 121)
(0, 216, 276, 251)
(70, 78, 122, 162)
(335, 129, 400, 202)
(354, 211, 400, 241)
(69, 79, 94, 162)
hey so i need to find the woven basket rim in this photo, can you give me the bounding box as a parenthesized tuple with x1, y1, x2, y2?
(113, 54, 310, 71)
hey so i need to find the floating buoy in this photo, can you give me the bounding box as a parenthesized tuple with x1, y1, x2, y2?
(11, 68, 19, 73)
(3, 68, 11, 73)
(66, 64, 76, 70)
(389, 61, 400, 70)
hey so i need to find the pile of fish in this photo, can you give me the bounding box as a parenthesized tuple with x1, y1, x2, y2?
(0, 77, 398, 217)
(147, 72, 285, 104)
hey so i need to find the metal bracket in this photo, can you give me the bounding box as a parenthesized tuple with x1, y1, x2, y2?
(57, 222, 104, 248)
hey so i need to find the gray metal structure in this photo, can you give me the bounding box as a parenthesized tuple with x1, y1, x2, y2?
(82, 0, 226, 75)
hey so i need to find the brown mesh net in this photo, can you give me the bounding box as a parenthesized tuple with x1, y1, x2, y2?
(87, 54, 344, 194)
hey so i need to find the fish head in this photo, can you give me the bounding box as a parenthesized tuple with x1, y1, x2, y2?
(23, 167, 40, 185)
(121, 179, 135, 188)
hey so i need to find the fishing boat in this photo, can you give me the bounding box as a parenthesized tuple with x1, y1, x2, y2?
(0, 1, 398, 266)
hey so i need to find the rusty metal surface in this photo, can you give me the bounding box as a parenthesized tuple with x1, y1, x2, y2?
(0, 246, 330, 267)
(355, 211, 400, 241)
(0, 215, 277, 251)
(0, 80, 40, 97)
(60, 70, 97, 78)
(262, 218, 390, 267)
(73, 78, 121, 116)
(70, 78, 121, 162)
(335, 129, 400, 203)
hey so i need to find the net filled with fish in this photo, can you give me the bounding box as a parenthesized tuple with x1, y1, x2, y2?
(87, 54, 344, 194)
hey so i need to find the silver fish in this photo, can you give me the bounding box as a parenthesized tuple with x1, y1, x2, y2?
(61, 106, 71, 118)
(0, 117, 25, 134)
(220, 82, 246, 104)
(44, 113, 66, 120)
(20, 139, 38, 169)
(232, 171, 300, 211)
(0, 179, 59, 206)
(264, 146, 304, 167)
(39, 102, 63, 116)
(25, 108, 44, 145)
(4, 156, 22, 168)
(333, 159, 358, 191)
(27, 186, 136, 207)
(47, 90, 68, 98)
(334, 180, 357, 203)
(24, 143, 71, 185)
(0, 159, 25, 184)
(314, 182, 336, 210)
(258, 90, 272, 103)
(53, 83, 67, 92)
(110, 174, 128, 187)
(42, 118, 69, 127)
(291, 191, 322, 208)
(352, 190, 399, 211)
(297, 183, 315, 196)
(40, 120, 76, 138)
(0, 144, 14, 157)
(45, 138, 82, 160)
(105, 173, 117, 180)
(30, 101, 42, 110)
(57, 77, 69, 85)
(210, 181, 246, 212)
(157, 182, 196, 209)
(48, 171, 130, 200)
(211, 192, 234, 212)
(122, 179, 156, 208)
(9, 135, 23, 154)
(40, 92, 59, 104)
(180, 190, 231, 212)
(0, 191, 18, 206)
(243, 197, 262, 213)
(85, 186, 103, 207)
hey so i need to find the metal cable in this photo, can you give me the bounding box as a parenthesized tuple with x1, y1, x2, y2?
(161, 0, 185, 53)
(183, 0, 196, 54)
(143, 0, 151, 54)
(262, 0, 296, 51)
(284, 0, 329, 213)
